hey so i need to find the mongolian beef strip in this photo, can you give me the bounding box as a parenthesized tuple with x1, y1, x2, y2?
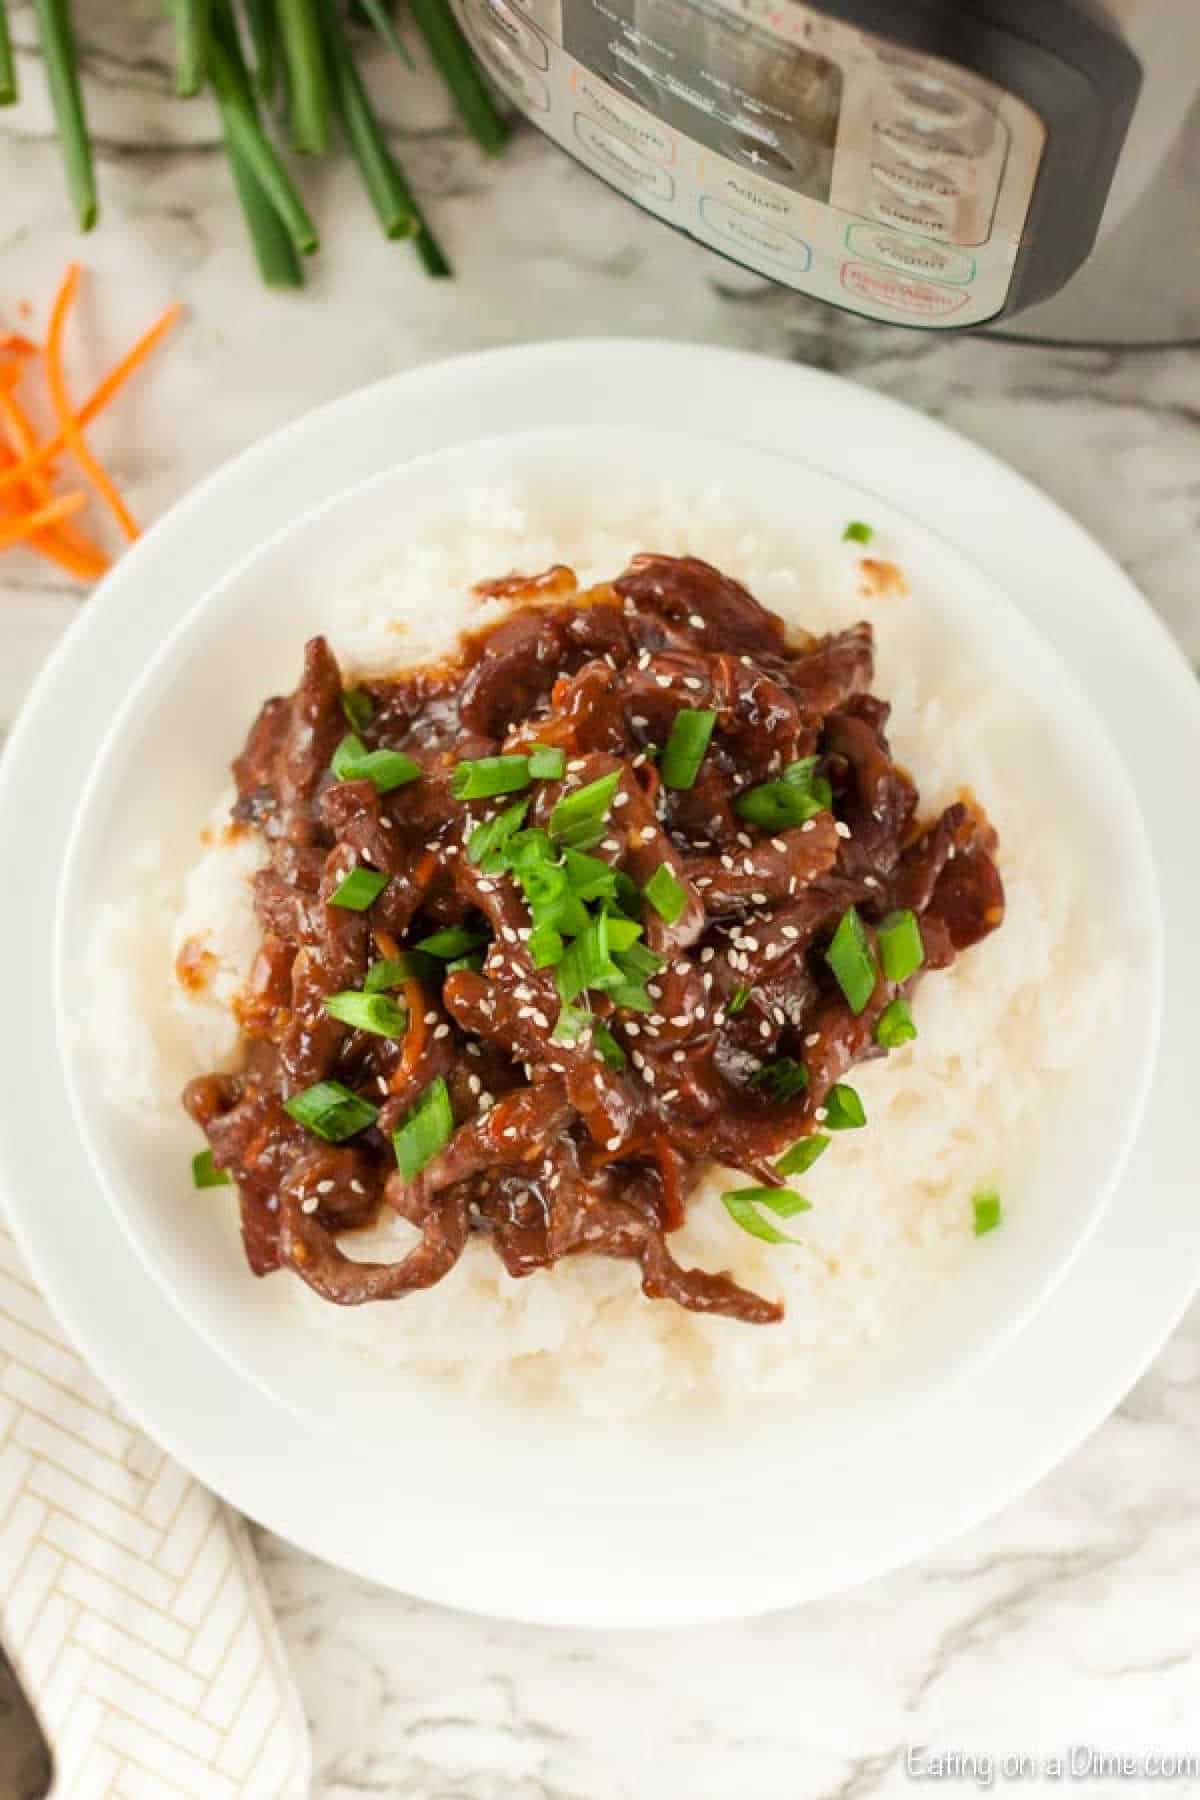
(185, 555, 1005, 1323)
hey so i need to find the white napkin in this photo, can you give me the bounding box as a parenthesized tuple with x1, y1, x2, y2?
(0, 1225, 311, 1799)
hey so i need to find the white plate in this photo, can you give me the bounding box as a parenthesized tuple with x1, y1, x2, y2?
(52, 426, 1159, 1497)
(2, 342, 1198, 1627)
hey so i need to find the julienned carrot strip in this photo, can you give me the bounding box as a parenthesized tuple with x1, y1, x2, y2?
(0, 438, 109, 581)
(0, 299, 182, 502)
(0, 491, 88, 551)
(45, 263, 139, 541)
(0, 334, 38, 358)
(391, 979, 427, 1090)
(0, 388, 111, 573)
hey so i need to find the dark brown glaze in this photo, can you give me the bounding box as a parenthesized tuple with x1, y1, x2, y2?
(184, 555, 1004, 1323)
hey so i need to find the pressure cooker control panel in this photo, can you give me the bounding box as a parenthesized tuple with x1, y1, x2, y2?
(451, 0, 1049, 326)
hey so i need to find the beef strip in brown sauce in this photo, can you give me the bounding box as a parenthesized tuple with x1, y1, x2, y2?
(184, 555, 1004, 1324)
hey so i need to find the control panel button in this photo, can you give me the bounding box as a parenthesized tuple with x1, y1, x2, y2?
(717, 129, 795, 178)
(871, 158, 962, 204)
(873, 119, 972, 167)
(841, 261, 969, 319)
(571, 70, 675, 164)
(698, 196, 811, 271)
(869, 193, 953, 239)
(845, 223, 975, 285)
(884, 79, 997, 154)
(573, 114, 675, 201)
(464, 21, 549, 110)
(464, 0, 548, 68)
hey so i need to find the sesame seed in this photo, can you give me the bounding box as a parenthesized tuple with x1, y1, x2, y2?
(663, 1089, 680, 1103)
(765, 943, 783, 961)
(801, 820, 816, 834)
(316, 1179, 335, 1194)
(771, 838, 788, 854)
(647, 985, 662, 1000)
(703, 972, 713, 991)
(517, 1006, 534, 1020)
(759, 1021, 772, 1039)
(632, 1051, 645, 1068)
(656, 674, 672, 689)
(614, 793, 629, 808)
(603, 837, 621, 853)
(688, 613, 705, 630)
(672, 1049, 686, 1063)
(751, 891, 768, 905)
(445, 845, 459, 858)
(606, 1134, 622, 1151)
(626, 1022, 640, 1036)
(641, 827, 656, 844)
(782, 926, 800, 940)
(683, 677, 703, 692)
(637, 651, 651, 669)
(502, 927, 518, 943)
(740, 655, 753, 666)
(377, 1077, 389, 1094)
(351, 1180, 366, 1195)
(649, 1013, 665, 1025)
(788, 877, 798, 895)
(642, 1066, 656, 1085)
(532, 1010, 550, 1030)
(773, 1006, 786, 1025)
(835, 821, 852, 840)
(670, 1014, 689, 1028)
(478, 1091, 493, 1109)
(425, 840, 439, 852)
(696, 876, 712, 889)
(503, 1126, 518, 1140)
(736, 832, 753, 849)
(301, 1195, 320, 1214)
(468, 1074, 481, 1095)
(743, 859, 755, 875)
(805, 1032, 821, 1046)
(433, 1023, 450, 1039)
(864, 876, 879, 889)
(814, 1106, 828, 1122)
(632, 715, 648, 728)
(567, 758, 586, 771)
(713, 1010, 727, 1026)
(700, 946, 715, 963)
(720, 854, 734, 871)
(742, 936, 760, 952)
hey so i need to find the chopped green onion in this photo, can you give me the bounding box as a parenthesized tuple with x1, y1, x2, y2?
(329, 866, 388, 911)
(602, 914, 644, 953)
(643, 864, 687, 925)
(877, 909, 925, 984)
(528, 745, 567, 780)
(284, 1079, 379, 1142)
(735, 775, 829, 830)
(414, 924, 486, 959)
(591, 1021, 627, 1070)
(727, 984, 752, 1016)
(825, 907, 878, 1015)
(776, 1133, 830, 1177)
(972, 1189, 1002, 1236)
(392, 1076, 453, 1179)
(364, 952, 438, 991)
(341, 687, 374, 732)
(467, 796, 530, 867)
(331, 732, 421, 794)
(556, 913, 618, 1004)
(563, 849, 618, 902)
(324, 990, 408, 1037)
(614, 942, 664, 982)
(451, 755, 530, 800)
(607, 982, 653, 1012)
(843, 520, 874, 545)
(824, 1083, 866, 1131)
(549, 771, 621, 849)
(660, 708, 716, 790)
(445, 952, 484, 974)
(722, 1187, 811, 1244)
(750, 1057, 809, 1103)
(192, 1149, 231, 1189)
(529, 924, 565, 968)
(876, 997, 918, 1049)
(551, 1001, 591, 1044)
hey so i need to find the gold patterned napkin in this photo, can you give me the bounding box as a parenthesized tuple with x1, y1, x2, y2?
(0, 1225, 311, 1799)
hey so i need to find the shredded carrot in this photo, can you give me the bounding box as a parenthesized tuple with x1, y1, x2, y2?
(45, 264, 139, 542)
(373, 928, 402, 961)
(391, 980, 427, 1091)
(0, 333, 38, 359)
(0, 492, 88, 552)
(0, 409, 110, 578)
(0, 299, 182, 503)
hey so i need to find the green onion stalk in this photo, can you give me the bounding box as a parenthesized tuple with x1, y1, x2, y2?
(14, 0, 510, 278)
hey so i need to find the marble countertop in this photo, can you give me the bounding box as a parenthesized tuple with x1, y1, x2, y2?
(3, 8, 1200, 1795)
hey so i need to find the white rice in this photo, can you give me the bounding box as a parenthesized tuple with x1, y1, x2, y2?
(85, 483, 1119, 1417)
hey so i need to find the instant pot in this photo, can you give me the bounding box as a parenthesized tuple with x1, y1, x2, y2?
(451, 0, 1200, 344)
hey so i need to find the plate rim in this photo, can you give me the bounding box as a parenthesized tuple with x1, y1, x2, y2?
(2, 338, 1198, 1627)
